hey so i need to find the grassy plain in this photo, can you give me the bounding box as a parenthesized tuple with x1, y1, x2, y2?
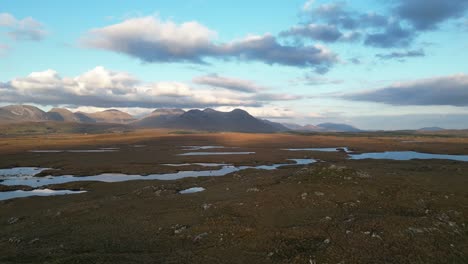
(1, 127, 467, 263)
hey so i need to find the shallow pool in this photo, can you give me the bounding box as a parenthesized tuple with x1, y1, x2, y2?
(182, 146, 226, 150)
(0, 189, 86, 201)
(178, 152, 255, 156)
(349, 151, 468, 161)
(179, 187, 205, 194)
(162, 163, 228, 167)
(0, 167, 50, 177)
(0, 159, 317, 187)
(285, 147, 351, 153)
(30, 149, 118, 153)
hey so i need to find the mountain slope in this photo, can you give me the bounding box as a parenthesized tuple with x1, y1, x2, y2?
(47, 108, 95, 123)
(284, 122, 361, 132)
(133, 108, 185, 127)
(135, 108, 287, 133)
(317, 123, 361, 132)
(418, 127, 445, 131)
(82, 109, 135, 124)
(0, 105, 49, 122)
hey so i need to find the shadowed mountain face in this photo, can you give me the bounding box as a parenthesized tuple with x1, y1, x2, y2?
(135, 108, 287, 133)
(0, 105, 366, 133)
(133, 109, 185, 127)
(0, 105, 286, 133)
(47, 108, 96, 123)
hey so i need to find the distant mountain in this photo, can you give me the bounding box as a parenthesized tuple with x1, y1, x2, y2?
(0, 105, 49, 122)
(47, 108, 95, 123)
(0, 104, 358, 133)
(81, 109, 135, 124)
(135, 108, 287, 133)
(282, 123, 305, 130)
(0, 105, 130, 124)
(283, 123, 324, 131)
(303, 124, 323, 131)
(284, 122, 361, 132)
(151, 108, 185, 116)
(134, 108, 185, 127)
(317, 123, 361, 132)
(418, 127, 445, 131)
(261, 119, 290, 132)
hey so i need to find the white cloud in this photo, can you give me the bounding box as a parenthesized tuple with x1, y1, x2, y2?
(0, 13, 16, 26)
(1, 66, 301, 109)
(342, 73, 468, 106)
(193, 74, 266, 93)
(0, 13, 47, 41)
(82, 16, 338, 72)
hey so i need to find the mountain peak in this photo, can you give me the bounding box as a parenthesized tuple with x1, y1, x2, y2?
(231, 108, 249, 114)
(203, 108, 218, 113)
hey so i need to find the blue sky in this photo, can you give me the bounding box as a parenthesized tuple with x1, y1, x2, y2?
(1, 0, 468, 129)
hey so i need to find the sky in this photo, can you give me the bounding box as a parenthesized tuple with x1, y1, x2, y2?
(1, 0, 468, 130)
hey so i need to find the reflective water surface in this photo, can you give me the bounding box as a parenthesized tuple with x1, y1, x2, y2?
(349, 151, 468, 161)
(285, 147, 351, 153)
(0, 189, 86, 201)
(0, 159, 316, 187)
(179, 187, 205, 194)
(178, 152, 255, 156)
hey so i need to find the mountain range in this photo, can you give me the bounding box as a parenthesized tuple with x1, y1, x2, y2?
(0, 104, 362, 133)
(283, 122, 361, 132)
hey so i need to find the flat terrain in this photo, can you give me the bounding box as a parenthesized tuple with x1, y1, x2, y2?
(1, 129, 467, 263)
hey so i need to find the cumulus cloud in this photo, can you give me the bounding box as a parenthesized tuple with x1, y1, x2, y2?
(0, 13, 16, 26)
(0, 66, 300, 109)
(341, 74, 468, 106)
(214, 106, 298, 119)
(82, 16, 338, 73)
(310, 2, 389, 30)
(364, 22, 415, 48)
(395, 0, 468, 30)
(297, 0, 468, 49)
(0, 13, 47, 41)
(280, 24, 343, 43)
(193, 74, 265, 93)
(376, 49, 425, 60)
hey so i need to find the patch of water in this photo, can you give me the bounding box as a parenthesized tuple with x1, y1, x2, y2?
(29, 150, 63, 153)
(179, 187, 205, 194)
(285, 147, 351, 153)
(0, 189, 86, 201)
(182, 146, 226, 150)
(99, 147, 120, 150)
(30, 149, 118, 153)
(349, 151, 468, 161)
(178, 152, 255, 156)
(0, 159, 317, 187)
(162, 163, 228, 167)
(0, 167, 49, 177)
